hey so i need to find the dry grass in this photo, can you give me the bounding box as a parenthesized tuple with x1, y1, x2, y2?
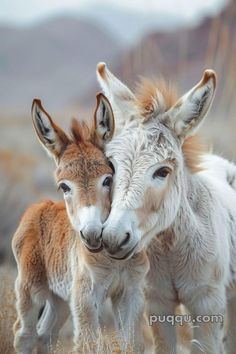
(0, 266, 16, 354)
(0, 266, 146, 353)
(0, 264, 193, 353)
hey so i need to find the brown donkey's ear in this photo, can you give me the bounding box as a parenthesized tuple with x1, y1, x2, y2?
(94, 93, 115, 147)
(31, 99, 70, 163)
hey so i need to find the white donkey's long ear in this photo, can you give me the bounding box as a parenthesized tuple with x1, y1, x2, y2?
(96, 62, 137, 127)
(94, 93, 115, 147)
(168, 70, 216, 139)
(31, 99, 70, 164)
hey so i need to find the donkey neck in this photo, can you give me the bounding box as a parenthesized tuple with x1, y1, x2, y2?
(170, 167, 215, 253)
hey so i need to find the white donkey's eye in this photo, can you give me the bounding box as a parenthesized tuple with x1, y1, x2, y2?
(59, 182, 71, 193)
(152, 167, 171, 179)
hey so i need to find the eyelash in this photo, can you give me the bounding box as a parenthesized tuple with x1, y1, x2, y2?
(152, 167, 171, 179)
(59, 182, 71, 193)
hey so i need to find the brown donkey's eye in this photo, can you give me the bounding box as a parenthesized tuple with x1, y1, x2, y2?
(103, 176, 112, 187)
(59, 182, 71, 193)
(152, 167, 171, 179)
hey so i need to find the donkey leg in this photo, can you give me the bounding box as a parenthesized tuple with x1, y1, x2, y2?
(225, 292, 236, 354)
(146, 300, 177, 354)
(14, 279, 43, 354)
(36, 295, 69, 354)
(142, 317, 155, 354)
(187, 288, 226, 354)
(70, 277, 102, 353)
(112, 286, 146, 354)
(191, 320, 225, 354)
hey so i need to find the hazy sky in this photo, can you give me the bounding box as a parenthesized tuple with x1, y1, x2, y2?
(1, 0, 227, 25)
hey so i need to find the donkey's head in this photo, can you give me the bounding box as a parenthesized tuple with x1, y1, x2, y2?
(31, 95, 114, 252)
(96, 63, 216, 259)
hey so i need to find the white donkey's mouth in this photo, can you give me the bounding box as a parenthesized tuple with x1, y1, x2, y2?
(109, 242, 138, 260)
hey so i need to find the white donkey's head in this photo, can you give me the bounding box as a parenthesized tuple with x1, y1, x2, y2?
(95, 63, 216, 260)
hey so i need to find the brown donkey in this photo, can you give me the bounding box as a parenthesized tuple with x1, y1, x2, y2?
(12, 96, 151, 354)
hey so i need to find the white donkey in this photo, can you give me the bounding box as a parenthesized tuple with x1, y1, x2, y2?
(95, 62, 236, 354)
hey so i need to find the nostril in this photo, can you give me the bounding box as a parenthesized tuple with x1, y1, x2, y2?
(80, 230, 86, 240)
(98, 231, 103, 240)
(119, 232, 130, 248)
(102, 239, 109, 249)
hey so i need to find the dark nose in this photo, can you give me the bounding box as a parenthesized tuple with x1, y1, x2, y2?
(119, 232, 130, 248)
(80, 230, 102, 248)
(102, 232, 131, 255)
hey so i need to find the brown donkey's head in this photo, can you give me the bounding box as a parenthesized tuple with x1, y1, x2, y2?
(31, 94, 115, 252)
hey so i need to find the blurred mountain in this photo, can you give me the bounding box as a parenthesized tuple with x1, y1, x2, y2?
(0, 0, 233, 115)
(125, 7, 234, 86)
(80, 3, 191, 44)
(0, 16, 123, 114)
(80, 1, 228, 44)
(86, 0, 236, 109)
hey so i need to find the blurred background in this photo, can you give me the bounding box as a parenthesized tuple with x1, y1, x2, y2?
(0, 0, 236, 264)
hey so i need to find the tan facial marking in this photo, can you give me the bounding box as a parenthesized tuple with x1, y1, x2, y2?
(199, 69, 216, 88)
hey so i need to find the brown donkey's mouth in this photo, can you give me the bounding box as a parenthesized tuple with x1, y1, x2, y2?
(85, 244, 103, 253)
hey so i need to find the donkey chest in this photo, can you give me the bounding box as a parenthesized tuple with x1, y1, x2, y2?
(106, 267, 139, 298)
(147, 247, 213, 303)
(48, 270, 73, 301)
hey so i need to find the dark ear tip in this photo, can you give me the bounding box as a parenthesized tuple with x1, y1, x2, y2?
(201, 69, 217, 88)
(31, 98, 42, 113)
(95, 92, 110, 108)
(96, 92, 105, 101)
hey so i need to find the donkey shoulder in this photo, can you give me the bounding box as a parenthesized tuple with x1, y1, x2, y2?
(12, 200, 68, 261)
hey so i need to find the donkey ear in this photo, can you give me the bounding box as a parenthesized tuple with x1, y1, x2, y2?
(96, 62, 137, 127)
(94, 93, 114, 147)
(31, 99, 70, 163)
(168, 70, 216, 139)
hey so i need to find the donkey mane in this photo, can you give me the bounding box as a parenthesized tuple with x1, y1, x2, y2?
(70, 119, 92, 144)
(182, 135, 206, 173)
(135, 77, 177, 118)
(134, 78, 207, 174)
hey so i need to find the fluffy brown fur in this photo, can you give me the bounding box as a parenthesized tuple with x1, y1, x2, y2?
(12, 99, 151, 354)
(135, 77, 178, 118)
(182, 134, 207, 174)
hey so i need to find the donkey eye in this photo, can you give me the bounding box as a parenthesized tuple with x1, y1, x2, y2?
(103, 176, 112, 187)
(59, 182, 71, 193)
(152, 167, 171, 179)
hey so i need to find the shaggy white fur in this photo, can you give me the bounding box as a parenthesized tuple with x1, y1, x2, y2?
(97, 63, 236, 354)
